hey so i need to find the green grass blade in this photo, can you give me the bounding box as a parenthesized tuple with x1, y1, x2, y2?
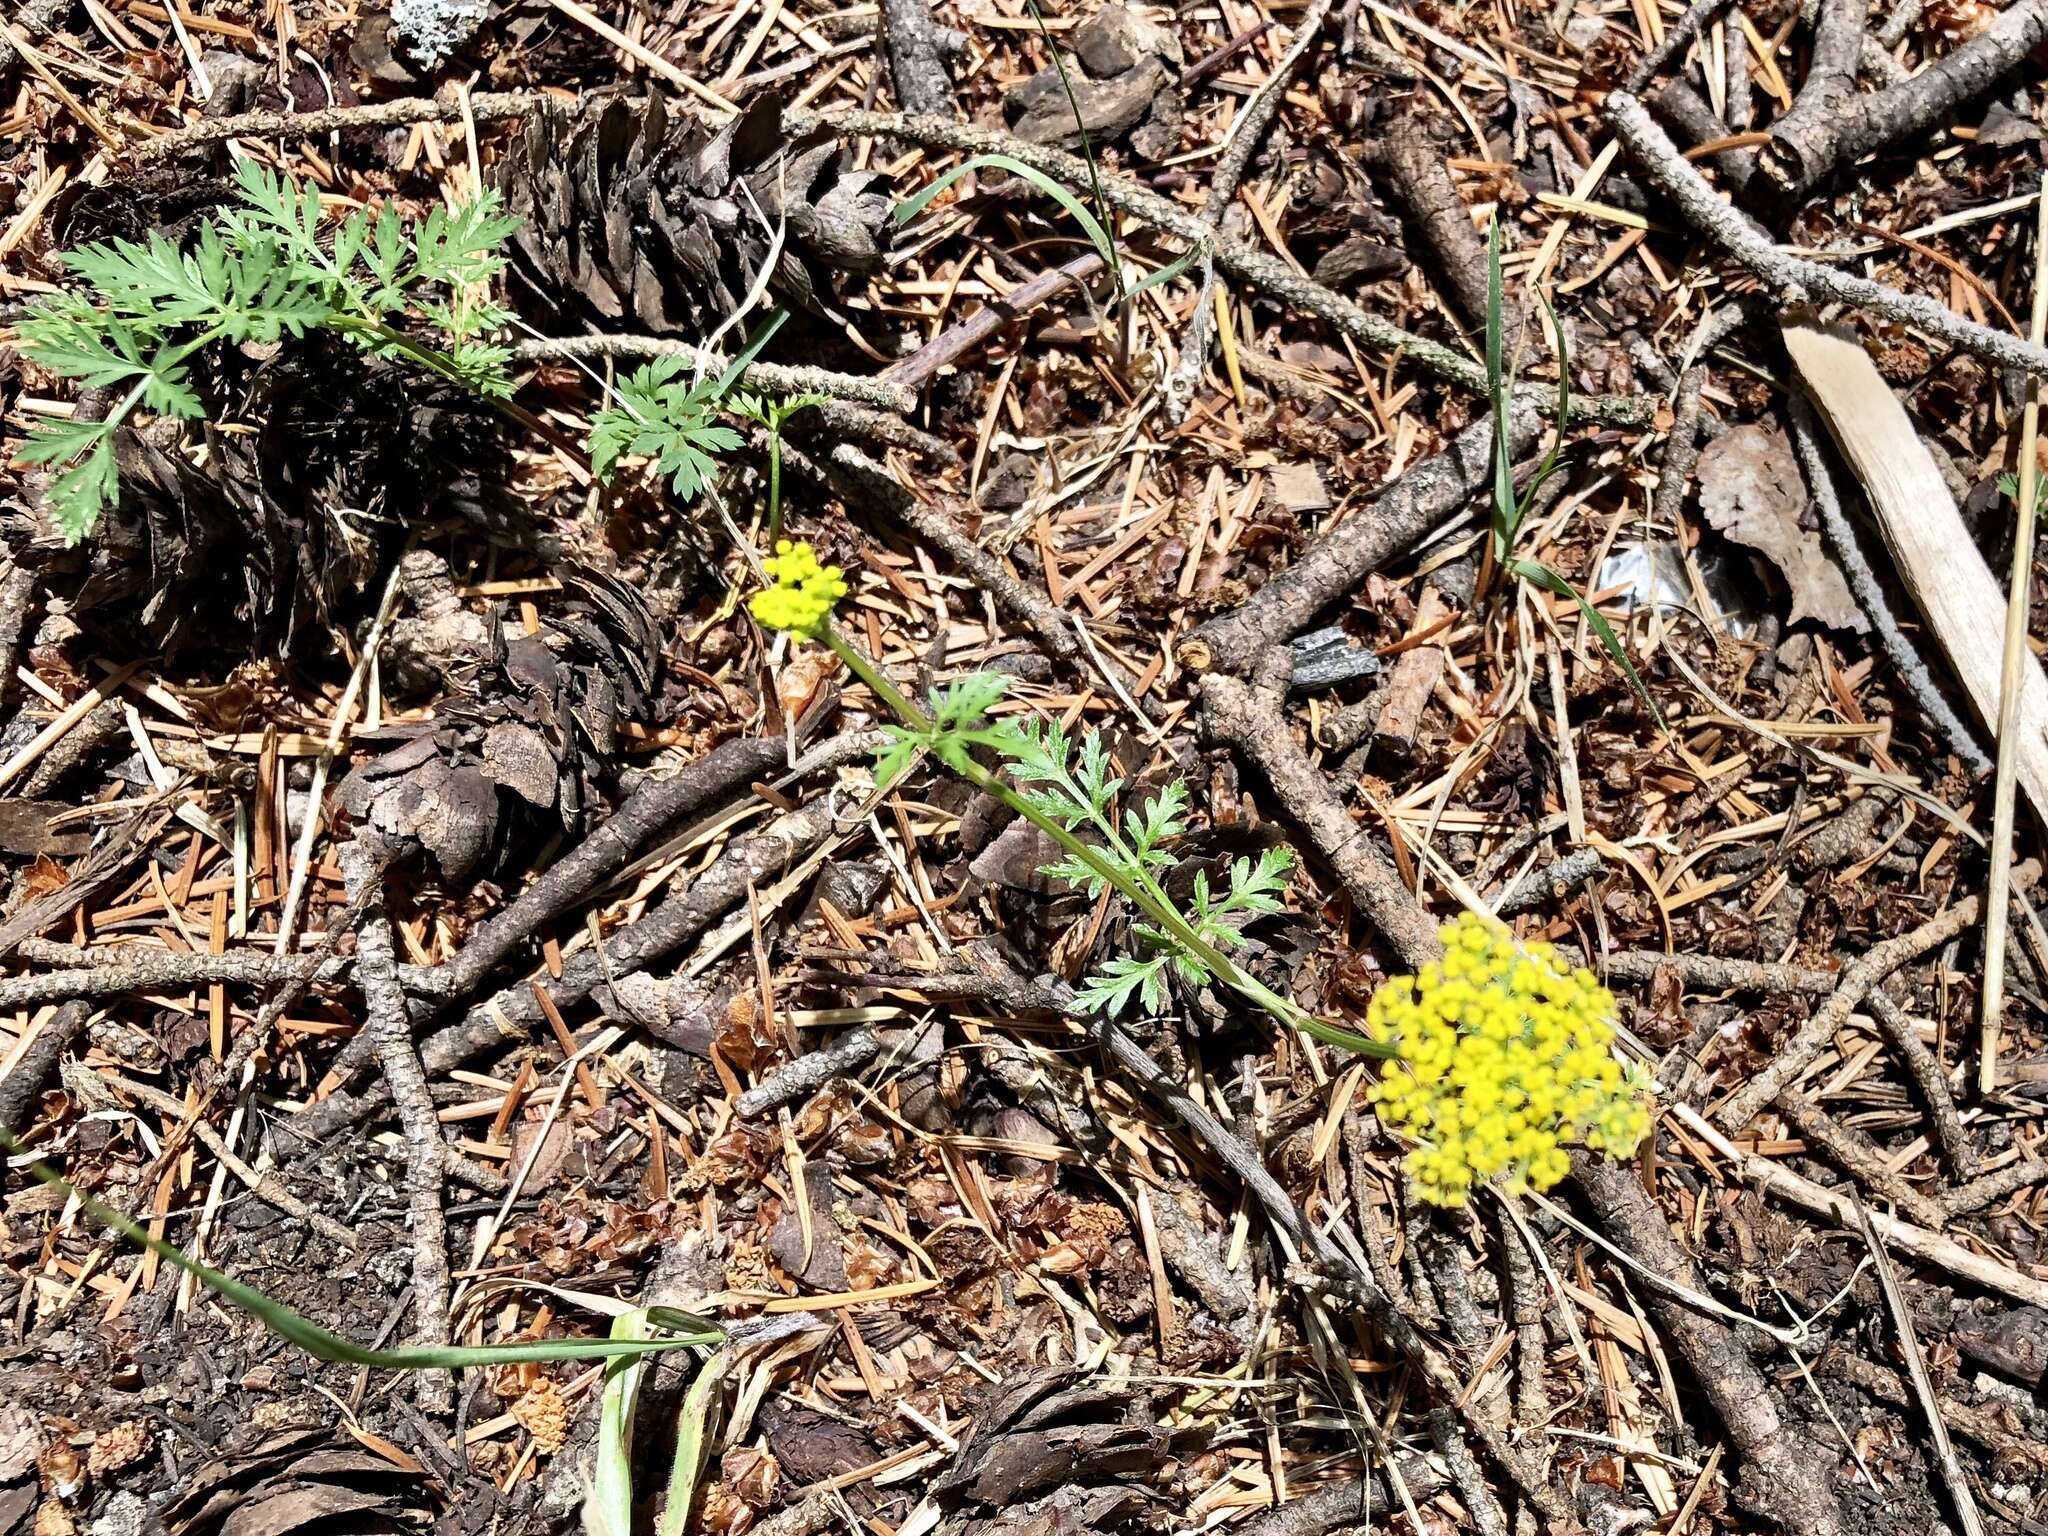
(589, 1310, 653, 1536)
(895, 155, 1117, 274)
(1123, 244, 1204, 302)
(1022, 0, 1121, 295)
(711, 309, 790, 398)
(2, 1136, 722, 1368)
(1508, 557, 1665, 728)
(1484, 220, 1516, 560)
(656, 1346, 727, 1536)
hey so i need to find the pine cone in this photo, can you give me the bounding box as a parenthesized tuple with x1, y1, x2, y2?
(10, 336, 516, 659)
(35, 1441, 82, 1500)
(86, 1422, 152, 1478)
(512, 1379, 571, 1454)
(342, 551, 662, 881)
(497, 92, 889, 334)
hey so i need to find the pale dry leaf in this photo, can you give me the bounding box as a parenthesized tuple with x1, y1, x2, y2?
(1786, 318, 2048, 817)
(1695, 424, 1867, 633)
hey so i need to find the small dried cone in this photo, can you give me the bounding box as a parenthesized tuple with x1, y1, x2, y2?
(512, 1380, 572, 1455)
(32, 1502, 74, 1536)
(86, 1422, 152, 1478)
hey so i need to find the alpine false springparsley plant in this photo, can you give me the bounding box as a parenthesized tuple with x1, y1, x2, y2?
(747, 549, 1656, 1202)
(584, 313, 823, 522)
(15, 159, 519, 543)
(727, 389, 828, 540)
(586, 356, 746, 504)
(748, 543, 1380, 1053)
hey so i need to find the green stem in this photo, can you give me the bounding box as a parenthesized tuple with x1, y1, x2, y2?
(1, 1130, 723, 1368)
(817, 626, 1389, 1057)
(766, 425, 785, 542)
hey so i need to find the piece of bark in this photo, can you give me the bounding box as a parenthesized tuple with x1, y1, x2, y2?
(1200, 660, 1442, 971)
(0, 1003, 87, 1132)
(1783, 319, 2048, 818)
(1371, 585, 1455, 762)
(1760, 0, 1870, 192)
(1365, 109, 1498, 333)
(1758, 0, 2048, 203)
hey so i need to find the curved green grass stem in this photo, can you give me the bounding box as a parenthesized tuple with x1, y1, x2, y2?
(0, 1129, 722, 1369)
(816, 625, 1390, 1057)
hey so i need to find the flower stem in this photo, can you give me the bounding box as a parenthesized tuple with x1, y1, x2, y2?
(817, 625, 1389, 1057)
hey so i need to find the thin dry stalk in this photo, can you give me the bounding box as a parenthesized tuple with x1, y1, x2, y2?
(1980, 182, 2048, 1093)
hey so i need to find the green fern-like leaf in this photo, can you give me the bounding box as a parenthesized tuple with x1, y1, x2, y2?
(1123, 781, 1188, 870)
(590, 357, 744, 501)
(930, 672, 1011, 732)
(14, 161, 519, 544)
(1072, 954, 1171, 1017)
(19, 423, 120, 544)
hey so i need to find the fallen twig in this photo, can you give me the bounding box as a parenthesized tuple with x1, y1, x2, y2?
(1364, 105, 1498, 334)
(1856, 1202, 1989, 1536)
(1758, 0, 2048, 202)
(339, 834, 453, 1414)
(0, 1001, 87, 1133)
(735, 1026, 879, 1118)
(436, 735, 787, 1001)
(1675, 1103, 2048, 1309)
(1200, 656, 1443, 971)
(1607, 91, 2048, 382)
(513, 335, 916, 413)
(95, 1068, 359, 1249)
(1574, 1156, 1849, 1536)
(1166, 0, 1339, 415)
(877, 0, 956, 117)
(1715, 876, 2024, 1131)
(1181, 408, 1537, 675)
(792, 108, 1655, 427)
(1786, 398, 1988, 775)
(884, 252, 1104, 391)
(294, 792, 844, 1141)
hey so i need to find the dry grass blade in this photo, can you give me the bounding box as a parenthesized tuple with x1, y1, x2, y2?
(1854, 1202, 1988, 1536)
(1981, 181, 2048, 1093)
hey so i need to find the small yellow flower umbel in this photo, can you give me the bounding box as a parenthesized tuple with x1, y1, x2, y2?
(748, 539, 847, 636)
(1368, 912, 1652, 1207)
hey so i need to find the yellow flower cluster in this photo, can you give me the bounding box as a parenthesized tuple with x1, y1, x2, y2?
(1368, 912, 1652, 1207)
(748, 540, 847, 635)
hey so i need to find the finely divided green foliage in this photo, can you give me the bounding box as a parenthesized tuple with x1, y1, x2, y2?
(726, 388, 828, 538)
(1482, 221, 1663, 727)
(884, 672, 1302, 1020)
(587, 357, 746, 501)
(16, 161, 519, 544)
(585, 311, 812, 510)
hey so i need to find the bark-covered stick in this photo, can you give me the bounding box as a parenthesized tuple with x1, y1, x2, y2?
(1608, 91, 2048, 381)
(736, 1027, 881, 1118)
(1181, 407, 1537, 676)
(0, 1002, 88, 1133)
